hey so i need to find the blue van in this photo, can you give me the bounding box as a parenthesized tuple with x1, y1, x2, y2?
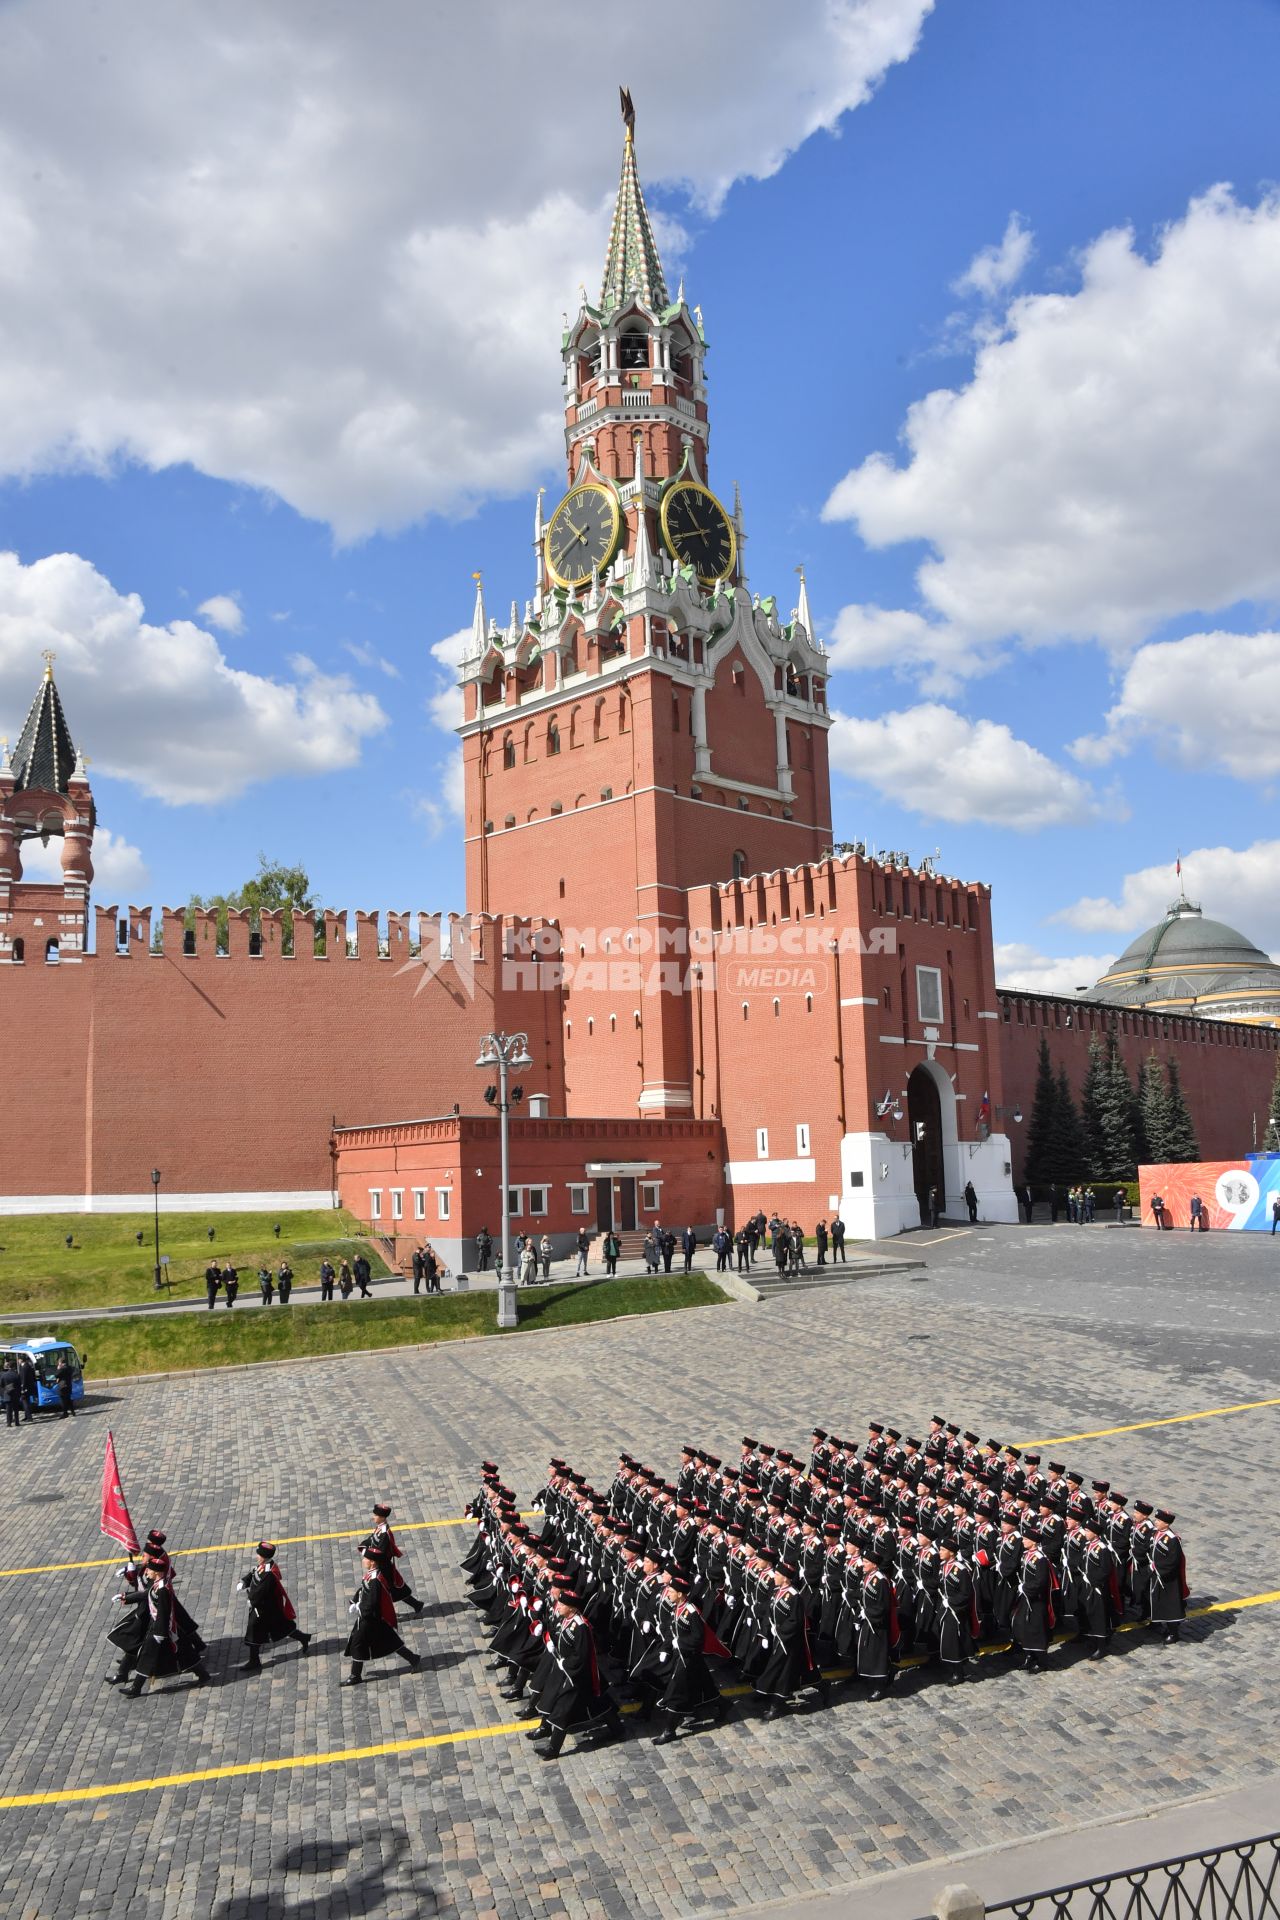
(1, 1338, 86, 1412)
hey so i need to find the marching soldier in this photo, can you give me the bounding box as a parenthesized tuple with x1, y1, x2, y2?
(1149, 1510, 1189, 1643)
(236, 1542, 311, 1671)
(342, 1547, 423, 1686)
(121, 1555, 211, 1696)
(360, 1502, 427, 1614)
(1010, 1522, 1055, 1672)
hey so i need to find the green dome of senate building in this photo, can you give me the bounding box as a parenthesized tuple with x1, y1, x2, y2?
(1091, 895, 1280, 1027)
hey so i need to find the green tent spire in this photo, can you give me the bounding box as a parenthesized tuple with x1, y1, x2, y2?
(600, 89, 668, 317)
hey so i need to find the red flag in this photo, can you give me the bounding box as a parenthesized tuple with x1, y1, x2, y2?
(100, 1430, 140, 1554)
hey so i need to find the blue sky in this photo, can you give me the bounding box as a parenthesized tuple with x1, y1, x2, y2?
(1, 0, 1276, 987)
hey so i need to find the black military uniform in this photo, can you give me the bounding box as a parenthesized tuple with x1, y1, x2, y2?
(343, 1548, 422, 1685)
(237, 1542, 311, 1670)
(360, 1504, 426, 1612)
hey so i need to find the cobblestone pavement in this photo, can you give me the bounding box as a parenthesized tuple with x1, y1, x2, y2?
(0, 1226, 1276, 1919)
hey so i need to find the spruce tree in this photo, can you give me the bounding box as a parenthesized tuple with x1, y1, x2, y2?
(1023, 1037, 1059, 1191)
(1080, 1036, 1107, 1175)
(1055, 1066, 1088, 1182)
(1266, 1059, 1280, 1155)
(1096, 1032, 1139, 1178)
(1163, 1056, 1200, 1161)
(1138, 1053, 1172, 1165)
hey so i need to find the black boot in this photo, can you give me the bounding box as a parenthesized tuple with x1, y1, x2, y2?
(124, 1674, 145, 1698)
(341, 1662, 364, 1687)
(526, 1722, 553, 1741)
(539, 1730, 565, 1760)
(239, 1649, 263, 1673)
(411, 1597, 426, 1615)
(400, 1649, 422, 1670)
(193, 1665, 211, 1686)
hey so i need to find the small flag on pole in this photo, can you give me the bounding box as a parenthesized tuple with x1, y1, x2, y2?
(979, 1090, 991, 1126)
(100, 1430, 140, 1554)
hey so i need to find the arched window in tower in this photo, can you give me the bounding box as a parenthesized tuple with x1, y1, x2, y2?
(618, 690, 629, 733)
(619, 327, 648, 370)
(10, 938, 23, 963)
(732, 849, 749, 882)
(671, 341, 692, 383)
(547, 718, 560, 756)
(45, 937, 60, 964)
(570, 706, 583, 749)
(502, 733, 515, 771)
(581, 333, 602, 382)
(593, 698, 606, 743)
(522, 721, 535, 763)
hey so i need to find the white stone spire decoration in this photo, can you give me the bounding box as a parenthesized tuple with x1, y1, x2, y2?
(469, 573, 487, 659)
(795, 564, 816, 643)
(532, 487, 546, 616)
(630, 433, 655, 592)
(733, 482, 748, 591)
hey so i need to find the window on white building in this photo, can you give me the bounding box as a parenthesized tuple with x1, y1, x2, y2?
(756, 1127, 769, 1159)
(390, 1189, 404, 1221)
(641, 1182, 661, 1213)
(569, 1184, 590, 1215)
(412, 1189, 426, 1221)
(507, 1188, 522, 1217)
(916, 964, 944, 1025)
(527, 1187, 548, 1217)
(369, 1190, 382, 1220)
(436, 1189, 451, 1220)
(796, 1123, 810, 1156)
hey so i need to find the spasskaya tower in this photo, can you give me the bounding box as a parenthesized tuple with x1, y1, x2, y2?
(457, 91, 833, 1118)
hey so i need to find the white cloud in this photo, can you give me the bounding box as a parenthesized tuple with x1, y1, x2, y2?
(993, 940, 1117, 997)
(1071, 629, 1280, 779)
(825, 187, 1280, 649)
(19, 823, 149, 898)
(427, 626, 471, 734)
(0, 0, 933, 541)
(342, 639, 401, 680)
(196, 593, 243, 636)
(1054, 837, 1280, 952)
(825, 602, 1002, 695)
(952, 212, 1033, 300)
(0, 549, 388, 804)
(828, 702, 1102, 829)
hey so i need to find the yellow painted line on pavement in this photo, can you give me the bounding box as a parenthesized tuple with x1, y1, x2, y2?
(1, 1587, 1276, 1811)
(1018, 1395, 1280, 1449)
(0, 1513, 531, 1581)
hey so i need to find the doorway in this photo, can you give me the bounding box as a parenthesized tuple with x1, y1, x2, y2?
(594, 1177, 638, 1231)
(908, 1064, 945, 1225)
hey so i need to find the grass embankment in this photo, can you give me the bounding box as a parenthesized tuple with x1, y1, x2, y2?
(3, 1273, 726, 1379)
(0, 1210, 387, 1313)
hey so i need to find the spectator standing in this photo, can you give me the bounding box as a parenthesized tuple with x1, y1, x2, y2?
(353, 1253, 373, 1298)
(422, 1246, 440, 1294)
(475, 1228, 493, 1272)
(712, 1227, 730, 1272)
(1084, 1187, 1096, 1223)
(660, 1227, 676, 1274)
(539, 1234, 553, 1280)
(575, 1229, 591, 1277)
(223, 1263, 240, 1308)
(1272, 1194, 1280, 1236)
(519, 1240, 539, 1286)
(681, 1226, 697, 1274)
(964, 1181, 978, 1224)
(1188, 1193, 1204, 1233)
(257, 1265, 274, 1306)
(1114, 1188, 1126, 1223)
(55, 1353, 75, 1418)
(603, 1229, 621, 1276)
(830, 1215, 846, 1261)
(277, 1261, 293, 1303)
(338, 1262, 354, 1299)
(411, 1248, 424, 1292)
(815, 1219, 828, 1266)
(204, 1262, 222, 1311)
(735, 1228, 750, 1273)
(642, 1229, 659, 1274)
(319, 1259, 335, 1302)
(19, 1353, 36, 1422)
(2, 1357, 21, 1429)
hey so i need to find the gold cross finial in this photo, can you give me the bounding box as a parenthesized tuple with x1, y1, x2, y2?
(42, 648, 55, 680)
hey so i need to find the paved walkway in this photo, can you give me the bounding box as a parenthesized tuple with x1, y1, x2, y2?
(0, 1246, 918, 1323)
(0, 1226, 1275, 1918)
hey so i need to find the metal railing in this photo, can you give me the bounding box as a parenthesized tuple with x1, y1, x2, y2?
(983, 1831, 1280, 1920)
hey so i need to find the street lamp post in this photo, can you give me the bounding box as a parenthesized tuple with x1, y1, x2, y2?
(151, 1168, 162, 1290)
(475, 1031, 533, 1329)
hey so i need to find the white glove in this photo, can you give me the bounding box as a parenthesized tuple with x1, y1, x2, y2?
(348, 1602, 360, 1615)
(237, 1580, 248, 1592)
(659, 1651, 668, 1663)
(761, 1637, 770, 1649)
(151, 1632, 165, 1643)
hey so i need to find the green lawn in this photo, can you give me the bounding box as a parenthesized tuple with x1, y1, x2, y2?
(0, 1209, 387, 1313)
(1, 1273, 726, 1379)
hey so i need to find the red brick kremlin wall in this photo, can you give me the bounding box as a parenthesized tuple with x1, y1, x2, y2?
(0, 906, 563, 1202)
(998, 990, 1280, 1181)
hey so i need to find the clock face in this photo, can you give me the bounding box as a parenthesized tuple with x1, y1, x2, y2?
(660, 480, 736, 585)
(544, 482, 622, 590)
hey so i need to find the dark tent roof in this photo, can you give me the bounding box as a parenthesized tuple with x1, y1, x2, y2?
(12, 666, 77, 795)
